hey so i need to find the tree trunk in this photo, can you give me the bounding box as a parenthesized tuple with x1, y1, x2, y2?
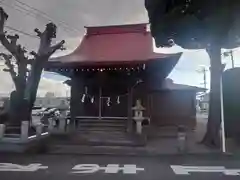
(202, 44, 223, 148)
(7, 91, 26, 126)
(25, 57, 46, 113)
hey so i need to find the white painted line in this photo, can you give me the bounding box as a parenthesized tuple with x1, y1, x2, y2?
(0, 163, 48, 172)
(178, 166, 225, 170)
(121, 165, 144, 174)
(100, 164, 119, 174)
(171, 165, 240, 176)
(71, 164, 144, 174)
(41, 132, 49, 136)
(71, 164, 99, 174)
(28, 135, 37, 139)
(224, 169, 240, 176)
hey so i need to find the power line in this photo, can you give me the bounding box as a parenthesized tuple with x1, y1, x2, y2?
(0, 1, 38, 19)
(0, 1, 79, 35)
(14, 0, 81, 34)
(5, 25, 38, 39)
(0, 3, 41, 39)
(0, 1, 51, 27)
(1, 2, 63, 37)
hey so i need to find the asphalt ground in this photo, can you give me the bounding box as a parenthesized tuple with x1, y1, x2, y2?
(0, 154, 240, 180)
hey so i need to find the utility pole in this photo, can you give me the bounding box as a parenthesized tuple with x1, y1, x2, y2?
(230, 50, 234, 68)
(197, 66, 208, 91)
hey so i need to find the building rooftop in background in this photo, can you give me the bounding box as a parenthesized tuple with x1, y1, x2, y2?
(161, 78, 206, 92)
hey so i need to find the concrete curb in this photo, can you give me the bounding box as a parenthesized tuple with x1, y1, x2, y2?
(46, 151, 239, 160)
(45, 144, 231, 157)
(1, 147, 239, 160)
(0, 136, 51, 153)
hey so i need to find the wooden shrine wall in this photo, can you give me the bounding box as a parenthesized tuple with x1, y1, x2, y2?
(149, 90, 197, 129)
(70, 76, 197, 129)
(69, 59, 189, 125)
(70, 72, 141, 118)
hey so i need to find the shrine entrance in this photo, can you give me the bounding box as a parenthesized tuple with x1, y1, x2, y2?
(81, 87, 129, 120)
(99, 87, 129, 119)
(74, 70, 134, 132)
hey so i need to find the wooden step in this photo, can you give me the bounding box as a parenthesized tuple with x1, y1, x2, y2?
(50, 132, 144, 147)
(78, 119, 126, 123)
(78, 127, 126, 132)
(78, 123, 126, 127)
(76, 118, 127, 132)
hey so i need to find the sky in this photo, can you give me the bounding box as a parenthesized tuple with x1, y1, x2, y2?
(0, 0, 240, 97)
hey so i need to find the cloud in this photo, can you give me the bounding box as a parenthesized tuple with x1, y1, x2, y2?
(0, 61, 69, 97)
(1, 0, 148, 50)
(2, 0, 240, 91)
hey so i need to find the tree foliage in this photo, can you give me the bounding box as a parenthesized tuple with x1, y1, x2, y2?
(145, 0, 240, 49)
(145, 0, 240, 148)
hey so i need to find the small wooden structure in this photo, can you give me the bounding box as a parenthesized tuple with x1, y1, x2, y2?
(45, 23, 187, 133)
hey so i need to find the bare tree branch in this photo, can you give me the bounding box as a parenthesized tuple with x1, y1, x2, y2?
(48, 40, 65, 55)
(3, 68, 11, 72)
(0, 33, 17, 57)
(30, 51, 38, 58)
(34, 28, 42, 37)
(0, 7, 8, 33)
(60, 46, 66, 51)
(6, 34, 19, 46)
(16, 45, 27, 56)
(0, 53, 17, 84)
(0, 8, 26, 61)
(27, 58, 34, 65)
(37, 24, 53, 54)
(34, 23, 66, 58)
(37, 23, 64, 56)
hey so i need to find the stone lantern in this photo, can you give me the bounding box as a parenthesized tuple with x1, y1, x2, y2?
(132, 99, 145, 134)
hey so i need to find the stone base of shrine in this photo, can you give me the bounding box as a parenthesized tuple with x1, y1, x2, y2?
(45, 115, 217, 155)
(0, 115, 219, 155)
(47, 131, 146, 148)
(0, 135, 50, 153)
(47, 136, 217, 156)
(46, 129, 216, 156)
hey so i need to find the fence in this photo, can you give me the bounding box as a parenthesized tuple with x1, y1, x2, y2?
(0, 114, 69, 143)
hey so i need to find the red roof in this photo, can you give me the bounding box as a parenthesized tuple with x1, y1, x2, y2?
(48, 24, 180, 66)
